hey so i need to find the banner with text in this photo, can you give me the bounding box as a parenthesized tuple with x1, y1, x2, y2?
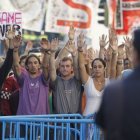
(46, 0, 94, 35)
(46, 0, 109, 49)
(109, 0, 140, 35)
(0, 11, 22, 40)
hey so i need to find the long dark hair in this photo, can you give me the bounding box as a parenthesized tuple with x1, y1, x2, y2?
(25, 54, 41, 70)
(91, 58, 106, 68)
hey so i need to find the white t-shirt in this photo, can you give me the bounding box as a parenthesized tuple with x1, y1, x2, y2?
(83, 76, 109, 116)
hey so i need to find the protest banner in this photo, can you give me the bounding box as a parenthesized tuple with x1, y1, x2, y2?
(46, 0, 110, 49)
(46, 0, 94, 35)
(0, 11, 22, 39)
(0, 0, 46, 32)
(109, 0, 140, 35)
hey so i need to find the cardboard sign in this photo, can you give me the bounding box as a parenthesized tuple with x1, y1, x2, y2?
(0, 11, 22, 39)
(111, 0, 140, 34)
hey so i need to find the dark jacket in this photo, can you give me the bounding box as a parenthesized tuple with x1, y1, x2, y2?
(0, 48, 13, 89)
(96, 65, 140, 140)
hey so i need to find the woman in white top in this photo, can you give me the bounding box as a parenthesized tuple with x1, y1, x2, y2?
(77, 30, 118, 140)
(83, 58, 109, 116)
(77, 33, 118, 116)
(78, 52, 109, 139)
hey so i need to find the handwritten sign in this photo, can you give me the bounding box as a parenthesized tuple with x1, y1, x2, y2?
(0, 11, 22, 39)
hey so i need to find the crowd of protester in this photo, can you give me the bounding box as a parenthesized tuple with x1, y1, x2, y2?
(0, 25, 134, 139)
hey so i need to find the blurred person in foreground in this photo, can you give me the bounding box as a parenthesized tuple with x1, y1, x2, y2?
(96, 28, 140, 140)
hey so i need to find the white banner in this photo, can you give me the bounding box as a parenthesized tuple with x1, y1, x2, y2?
(0, 11, 22, 40)
(46, 0, 94, 34)
(0, 0, 46, 32)
(46, 0, 109, 49)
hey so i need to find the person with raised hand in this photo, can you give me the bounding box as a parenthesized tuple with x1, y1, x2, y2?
(78, 32, 109, 116)
(49, 29, 83, 115)
(12, 33, 50, 116)
(0, 26, 16, 90)
(96, 27, 140, 140)
(0, 26, 18, 138)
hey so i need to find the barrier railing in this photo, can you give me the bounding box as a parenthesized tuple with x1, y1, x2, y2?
(0, 114, 101, 140)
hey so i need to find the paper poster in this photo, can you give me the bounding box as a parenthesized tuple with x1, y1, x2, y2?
(110, 0, 140, 35)
(0, 11, 22, 39)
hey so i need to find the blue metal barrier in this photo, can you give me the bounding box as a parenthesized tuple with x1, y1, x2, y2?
(0, 114, 101, 140)
(83, 114, 104, 140)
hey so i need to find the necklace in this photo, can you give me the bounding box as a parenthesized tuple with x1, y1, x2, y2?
(94, 78, 105, 85)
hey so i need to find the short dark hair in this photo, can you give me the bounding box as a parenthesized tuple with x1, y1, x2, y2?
(133, 28, 140, 55)
(91, 58, 106, 68)
(25, 54, 41, 67)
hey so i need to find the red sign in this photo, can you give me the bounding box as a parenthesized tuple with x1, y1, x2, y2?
(111, 0, 140, 34)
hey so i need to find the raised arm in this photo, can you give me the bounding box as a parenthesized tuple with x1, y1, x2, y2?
(64, 26, 80, 79)
(99, 34, 108, 59)
(12, 35, 22, 77)
(109, 31, 118, 79)
(0, 30, 15, 87)
(55, 47, 69, 69)
(40, 38, 50, 80)
(105, 46, 112, 78)
(55, 26, 75, 68)
(105, 26, 116, 78)
(123, 36, 133, 69)
(49, 38, 59, 82)
(116, 44, 125, 77)
(24, 40, 33, 55)
(65, 40, 80, 79)
(78, 33, 89, 84)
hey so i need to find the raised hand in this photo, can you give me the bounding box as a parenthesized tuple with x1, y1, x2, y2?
(77, 32, 85, 50)
(87, 47, 95, 62)
(65, 40, 77, 56)
(50, 38, 59, 53)
(40, 38, 50, 51)
(123, 36, 133, 61)
(109, 27, 118, 52)
(99, 34, 108, 48)
(82, 44, 90, 65)
(25, 40, 33, 51)
(13, 35, 22, 51)
(5, 26, 15, 40)
(68, 26, 75, 40)
(109, 25, 116, 41)
(118, 44, 125, 60)
(123, 36, 132, 48)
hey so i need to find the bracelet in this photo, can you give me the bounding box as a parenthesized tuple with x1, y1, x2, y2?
(112, 51, 117, 55)
(117, 60, 123, 65)
(42, 64, 49, 68)
(45, 50, 51, 55)
(78, 48, 83, 52)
